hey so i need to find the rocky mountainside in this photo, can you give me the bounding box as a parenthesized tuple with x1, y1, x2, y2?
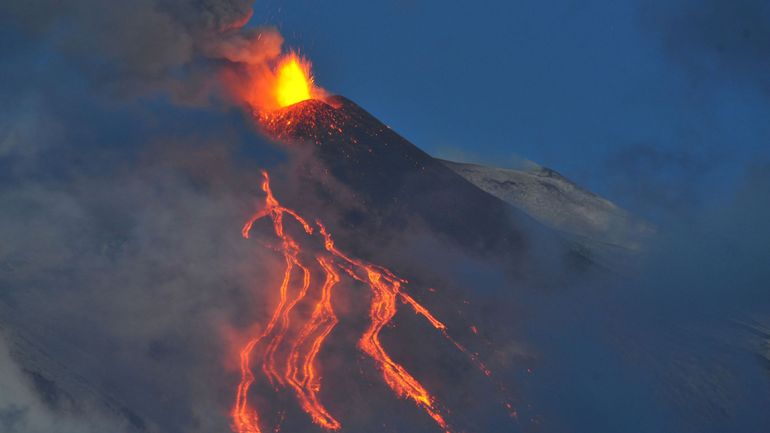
(261, 95, 604, 276)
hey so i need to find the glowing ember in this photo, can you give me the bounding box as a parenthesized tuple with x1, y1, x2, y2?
(231, 171, 506, 433)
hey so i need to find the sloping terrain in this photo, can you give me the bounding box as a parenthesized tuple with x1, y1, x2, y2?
(260, 95, 597, 278)
(440, 159, 653, 251)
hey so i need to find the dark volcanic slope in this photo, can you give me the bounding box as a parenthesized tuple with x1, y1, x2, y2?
(261, 95, 539, 264)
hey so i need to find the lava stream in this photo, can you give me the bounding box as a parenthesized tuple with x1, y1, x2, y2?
(233, 170, 498, 433)
(316, 223, 448, 430)
(233, 172, 315, 433)
(285, 256, 341, 430)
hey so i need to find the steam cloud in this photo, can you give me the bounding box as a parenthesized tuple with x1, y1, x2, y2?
(1, 0, 289, 106)
(0, 1, 288, 432)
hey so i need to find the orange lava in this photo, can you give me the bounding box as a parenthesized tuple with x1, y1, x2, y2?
(316, 223, 448, 431)
(232, 171, 503, 433)
(233, 171, 314, 433)
(285, 256, 341, 430)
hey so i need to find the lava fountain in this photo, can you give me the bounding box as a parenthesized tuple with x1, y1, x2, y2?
(274, 54, 315, 108)
(235, 50, 325, 114)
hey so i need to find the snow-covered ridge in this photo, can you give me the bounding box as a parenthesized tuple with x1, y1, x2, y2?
(439, 158, 654, 253)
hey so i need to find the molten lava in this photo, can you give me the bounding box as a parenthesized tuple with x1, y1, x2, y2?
(232, 171, 506, 433)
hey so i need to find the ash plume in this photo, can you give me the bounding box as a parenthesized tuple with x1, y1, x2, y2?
(0, 0, 288, 104)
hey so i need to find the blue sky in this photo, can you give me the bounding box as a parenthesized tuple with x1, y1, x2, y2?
(247, 0, 770, 219)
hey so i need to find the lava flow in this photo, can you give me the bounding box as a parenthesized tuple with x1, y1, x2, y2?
(232, 170, 505, 433)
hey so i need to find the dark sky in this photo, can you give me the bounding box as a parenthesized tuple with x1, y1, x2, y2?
(247, 0, 770, 220)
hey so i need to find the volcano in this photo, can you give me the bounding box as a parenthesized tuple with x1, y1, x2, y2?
(225, 95, 627, 433)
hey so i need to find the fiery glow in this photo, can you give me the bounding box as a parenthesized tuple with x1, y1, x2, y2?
(233, 172, 314, 433)
(285, 256, 341, 430)
(316, 223, 448, 430)
(274, 54, 313, 108)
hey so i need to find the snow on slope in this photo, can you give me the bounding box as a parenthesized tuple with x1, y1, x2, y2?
(439, 159, 654, 255)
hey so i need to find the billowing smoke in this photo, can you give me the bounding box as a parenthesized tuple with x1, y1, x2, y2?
(1, 0, 292, 106)
(0, 1, 290, 432)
